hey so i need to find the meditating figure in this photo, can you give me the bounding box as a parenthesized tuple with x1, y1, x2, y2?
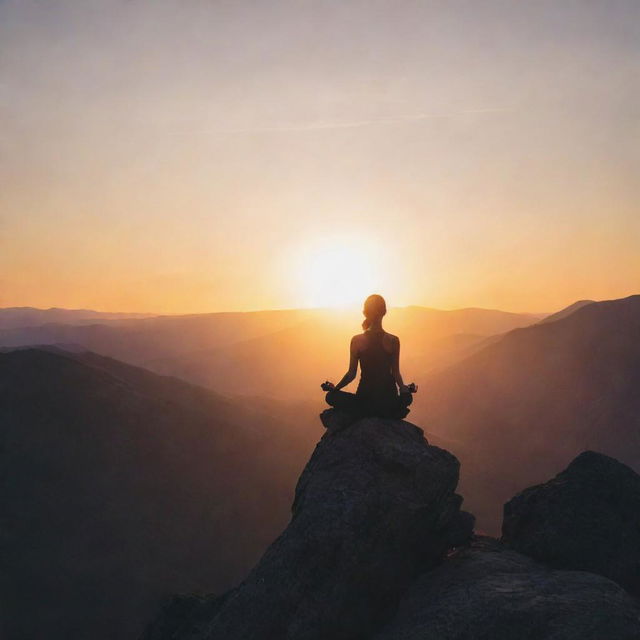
(321, 294, 417, 419)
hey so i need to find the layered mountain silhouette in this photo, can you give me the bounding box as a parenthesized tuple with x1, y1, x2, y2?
(416, 294, 640, 530)
(0, 348, 319, 640)
(149, 307, 542, 398)
(0, 306, 151, 329)
(0, 308, 315, 365)
(4, 297, 638, 536)
(0, 306, 543, 400)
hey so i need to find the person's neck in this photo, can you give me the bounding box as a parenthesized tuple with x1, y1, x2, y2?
(368, 320, 383, 332)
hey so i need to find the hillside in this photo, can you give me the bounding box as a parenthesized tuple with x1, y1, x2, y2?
(538, 299, 595, 324)
(0, 348, 319, 640)
(415, 294, 640, 530)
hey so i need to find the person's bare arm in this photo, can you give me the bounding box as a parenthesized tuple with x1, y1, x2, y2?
(390, 335, 409, 392)
(333, 336, 359, 391)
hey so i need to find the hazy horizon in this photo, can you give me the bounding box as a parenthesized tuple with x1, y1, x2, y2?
(0, 297, 597, 317)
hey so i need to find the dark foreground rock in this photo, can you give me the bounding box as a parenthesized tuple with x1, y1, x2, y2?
(502, 450, 640, 592)
(375, 537, 640, 640)
(144, 410, 471, 640)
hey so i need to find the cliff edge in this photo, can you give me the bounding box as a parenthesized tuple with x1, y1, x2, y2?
(144, 410, 472, 639)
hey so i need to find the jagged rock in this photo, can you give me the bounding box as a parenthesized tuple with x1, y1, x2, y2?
(375, 537, 640, 640)
(502, 450, 640, 593)
(444, 509, 475, 548)
(144, 410, 470, 640)
(319, 406, 362, 433)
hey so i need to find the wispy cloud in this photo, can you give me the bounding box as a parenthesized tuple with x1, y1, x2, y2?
(168, 107, 511, 135)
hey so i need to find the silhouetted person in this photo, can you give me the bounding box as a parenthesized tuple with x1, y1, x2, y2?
(321, 294, 417, 419)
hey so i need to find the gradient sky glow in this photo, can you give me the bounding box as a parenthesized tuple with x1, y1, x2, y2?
(1, 0, 639, 313)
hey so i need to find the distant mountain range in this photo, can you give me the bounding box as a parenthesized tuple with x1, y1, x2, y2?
(0, 308, 316, 365)
(0, 305, 545, 399)
(0, 306, 153, 329)
(0, 348, 319, 640)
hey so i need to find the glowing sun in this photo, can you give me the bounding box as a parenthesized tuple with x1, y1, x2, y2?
(295, 237, 382, 308)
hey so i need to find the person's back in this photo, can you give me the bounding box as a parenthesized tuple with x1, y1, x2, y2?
(321, 294, 417, 420)
(356, 329, 398, 416)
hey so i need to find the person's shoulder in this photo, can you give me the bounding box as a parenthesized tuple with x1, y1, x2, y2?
(385, 332, 400, 349)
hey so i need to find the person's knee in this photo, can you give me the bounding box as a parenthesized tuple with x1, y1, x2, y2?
(325, 390, 337, 405)
(400, 392, 413, 407)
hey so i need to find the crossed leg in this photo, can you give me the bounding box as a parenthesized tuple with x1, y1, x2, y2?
(325, 389, 412, 419)
(325, 389, 363, 414)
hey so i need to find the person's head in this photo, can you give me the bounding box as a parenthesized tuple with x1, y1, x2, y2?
(362, 294, 387, 330)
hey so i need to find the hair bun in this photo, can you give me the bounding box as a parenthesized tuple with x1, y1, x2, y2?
(362, 294, 386, 330)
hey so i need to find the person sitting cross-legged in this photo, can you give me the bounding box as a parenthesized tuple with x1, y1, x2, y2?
(321, 294, 417, 420)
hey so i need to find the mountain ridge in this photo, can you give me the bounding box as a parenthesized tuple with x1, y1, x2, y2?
(416, 293, 640, 530)
(0, 348, 319, 640)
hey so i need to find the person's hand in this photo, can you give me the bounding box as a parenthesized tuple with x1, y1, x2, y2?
(321, 380, 335, 392)
(401, 383, 418, 394)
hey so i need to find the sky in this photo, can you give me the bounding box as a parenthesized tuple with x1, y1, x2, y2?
(1, 0, 638, 314)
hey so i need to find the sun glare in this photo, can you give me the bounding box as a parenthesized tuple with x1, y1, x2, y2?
(295, 238, 382, 308)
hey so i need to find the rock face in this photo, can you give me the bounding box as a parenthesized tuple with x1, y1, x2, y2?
(502, 450, 640, 593)
(375, 537, 640, 640)
(145, 410, 471, 640)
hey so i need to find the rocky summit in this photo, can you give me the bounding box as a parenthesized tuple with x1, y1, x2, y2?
(144, 410, 472, 640)
(145, 416, 640, 640)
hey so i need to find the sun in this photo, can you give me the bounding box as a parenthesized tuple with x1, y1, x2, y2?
(294, 237, 382, 308)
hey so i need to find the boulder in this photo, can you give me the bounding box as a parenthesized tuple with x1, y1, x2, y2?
(144, 410, 471, 640)
(502, 450, 640, 592)
(375, 537, 640, 640)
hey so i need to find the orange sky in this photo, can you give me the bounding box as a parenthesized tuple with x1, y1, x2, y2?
(1, 1, 639, 314)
